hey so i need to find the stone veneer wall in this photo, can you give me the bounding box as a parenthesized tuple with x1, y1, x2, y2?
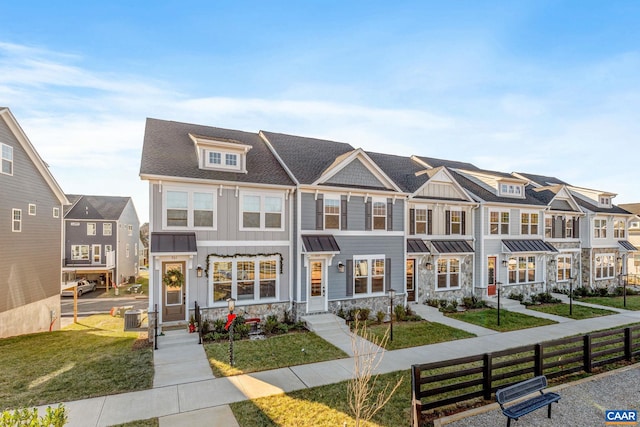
(328, 295, 404, 318)
(197, 302, 291, 324)
(582, 248, 622, 291)
(500, 282, 546, 300)
(417, 254, 474, 304)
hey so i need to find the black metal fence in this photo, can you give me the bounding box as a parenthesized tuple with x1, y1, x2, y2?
(411, 324, 640, 426)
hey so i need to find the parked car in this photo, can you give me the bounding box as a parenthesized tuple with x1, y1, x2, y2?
(61, 280, 97, 297)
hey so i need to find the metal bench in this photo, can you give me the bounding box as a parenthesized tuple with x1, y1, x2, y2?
(496, 375, 560, 427)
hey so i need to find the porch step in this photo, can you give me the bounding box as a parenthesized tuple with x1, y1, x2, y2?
(301, 313, 350, 333)
(482, 296, 523, 310)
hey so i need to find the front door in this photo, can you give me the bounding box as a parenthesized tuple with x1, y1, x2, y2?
(162, 261, 186, 322)
(308, 260, 325, 312)
(92, 245, 101, 265)
(487, 256, 497, 296)
(406, 259, 416, 302)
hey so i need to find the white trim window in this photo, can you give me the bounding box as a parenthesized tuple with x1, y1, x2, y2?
(545, 217, 552, 238)
(103, 223, 112, 236)
(595, 254, 615, 279)
(490, 211, 509, 235)
(87, 223, 96, 236)
(450, 210, 463, 235)
(12, 208, 21, 232)
(71, 245, 89, 260)
(28, 204, 36, 216)
(557, 254, 572, 282)
(565, 217, 574, 238)
(240, 192, 284, 230)
(210, 257, 279, 305)
(437, 258, 460, 290)
(53, 207, 60, 218)
(128, 224, 133, 236)
(521, 213, 539, 235)
(1, 143, 12, 175)
(324, 197, 340, 229)
(164, 188, 216, 229)
(613, 220, 625, 238)
(508, 256, 536, 284)
(594, 219, 607, 239)
(415, 208, 427, 234)
(372, 199, 386, 230)
(206, 150, 242, 171)
(353, 256, 385, 295)
(499, 183, 523, 197)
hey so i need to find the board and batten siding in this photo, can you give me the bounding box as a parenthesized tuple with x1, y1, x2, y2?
(0, 115, 63, 336)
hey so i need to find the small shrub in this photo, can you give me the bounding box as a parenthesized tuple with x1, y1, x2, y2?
(462, 295, 486, 309)
(440, 300, 458, 313)
(276, 323, 290, 334)
(508, 293, 524, 302)
(406, 314, 423, 321)
(200, 319, 211, 335)
(337, 307, 346, 319)
(394, 304, 407, 321)
(283, 310, 292, 324)
(357, 308, 371, 322)
(598, 287, 609, 297)
(263, 315, 280, 335)
(537, 292, 561, 304)
(347, 307, 360, 322)
(212, 318, 226, 334)
(376, 311, 386, 323)
(438, 299, 448, 310)
(425, 299, 439, 308)
(1, 405, 67, 427)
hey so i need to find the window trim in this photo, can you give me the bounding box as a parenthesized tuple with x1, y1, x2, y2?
(520, 212, 539, 235)
(205, 149, 245, 172)
(353, 255, 386, 296)
(323, 196, 341, 230)
(103, 223, 113, 236)
(557, 254, 572, 282)
(239, 191, 285, 231)
(613, 219, 626, 239)
(594, 218, 607, 239)
(71, 244, 90, 261)
(209, 256, 280, 306)
(371, 198, 387, 231)
(449, 209, 463, 235)
(28, 204, 36, 216)
(508, 255, 537, 284)
(489, 210, 510, 235)
(436, 257, 461, 290)
(53, 207, 60, 218)
(594, 253, 615, 280)
(163, 187, 217, 230)
(1, 143, 13, 176)
(87, 223, 97, 236)
(415, 208, 427, 235)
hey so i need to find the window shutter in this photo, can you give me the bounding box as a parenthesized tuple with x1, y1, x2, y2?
(428, 209, 433, 235)
(387, 199, 393, 231)
(551, 215, 557, 238)
(445, 210, 451, 235)
(365, 198, 372, 231)
(561, 217, 566, 238)
(341, 195, 348, 230)
(573, 218, 580, 238)
(554, 216, 563, 238)
(461, 211, 466, 235)
(346, 259, 353, 297)
(316, 195, 324, 230)
(385, 258, 391, 292)
(409, 208, 415, 235)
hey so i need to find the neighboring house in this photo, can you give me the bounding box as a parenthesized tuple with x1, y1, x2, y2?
(0, 107, 69, 338)
(370, 153, 478, 303)
(262, 132, 406, 317)
(513, 173, 585, 292)
(618, 203, 640, 278)
(63, 195, 141, 288)
(140, 119, 296, 326)
(451, 168, 556, 299)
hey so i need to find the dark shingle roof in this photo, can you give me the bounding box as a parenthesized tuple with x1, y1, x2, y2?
(365, 151, 428, 193)
(414, 156, 480, 171)
(516, 172, 570, 186)
(450, 170, 547, 206)
(64, 195, 130, 220)
(572, 196, 632, 214)
(140, 119, 294, 186)
(260, 131, 355, 184)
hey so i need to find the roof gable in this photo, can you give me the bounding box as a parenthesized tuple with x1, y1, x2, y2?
(413, 167, 473, 202)
(64, 195, 131, 220)
(315, 148, 401, 191)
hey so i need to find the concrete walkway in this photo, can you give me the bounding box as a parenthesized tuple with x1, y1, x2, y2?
(301, 313, 385, 356)
(38, 303, 640, 426)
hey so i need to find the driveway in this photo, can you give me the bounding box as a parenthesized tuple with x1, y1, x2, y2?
(61, 289, 148, 316)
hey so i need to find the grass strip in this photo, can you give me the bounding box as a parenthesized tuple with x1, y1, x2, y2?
(445, 308, 556, 332)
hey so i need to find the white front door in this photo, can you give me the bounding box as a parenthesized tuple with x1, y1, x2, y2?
(92, 245, 101, 265)
(308, 260, 326, 312)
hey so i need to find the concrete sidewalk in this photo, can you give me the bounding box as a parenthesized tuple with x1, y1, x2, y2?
(42, 304, 640, 426)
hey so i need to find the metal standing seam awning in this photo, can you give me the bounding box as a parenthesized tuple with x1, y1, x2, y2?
(301, 235, 341, 253)
(150, 232, 198, 254)
(502, 239, 558, 253)
(431, 240, 474, 254)
(619, 240, 638, 252)
(407, 238, 430, 254)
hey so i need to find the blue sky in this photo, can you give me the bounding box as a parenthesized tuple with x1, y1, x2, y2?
(1, 1, 639, 223)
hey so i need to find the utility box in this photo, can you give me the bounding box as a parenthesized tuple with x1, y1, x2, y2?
(124, 309, 142, 330)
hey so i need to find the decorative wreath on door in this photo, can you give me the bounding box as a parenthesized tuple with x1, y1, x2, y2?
(163, 268, 184, 288)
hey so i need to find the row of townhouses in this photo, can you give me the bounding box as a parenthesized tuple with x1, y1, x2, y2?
(0, 107, 140, 338)
(139, 118, 639, 328)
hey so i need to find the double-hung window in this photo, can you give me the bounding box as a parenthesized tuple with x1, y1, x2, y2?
(565, 217, 574, 238)
(12, 209, 21, 232)
(127, 225, 133, 236)
(205, 149, 244, 172)
(87, 223, 96, 236)
(594, 219, 607, 238)
(450, 210, 462, 235)
(1, 143, 12, 175)
(210, 257, 279, 305)
(372, 200, 386, 230)
(614, 220, 625, 238)
(240, 192, 284, 230)
(595, 254, 615, 279)
(71, 245, 89, 261)
(521, 213, 539, 235)
(557, 254, 572, 281)
(508, 256, 536, 284)
(164, 189, 216, 229)
(103, 223, 112, 236)
(324, 198, 340, 229)
(353, 256, 385, 295)
(28, 204, 36, 216)
(415, 209, 427, 234)
(437, 258, 460, 289)
(545, 217, 553, 238)
(490, 211, 509, 235)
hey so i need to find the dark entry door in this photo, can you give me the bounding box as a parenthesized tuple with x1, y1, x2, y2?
(487, 256, 497, 296)
(406, 259, 416, 302)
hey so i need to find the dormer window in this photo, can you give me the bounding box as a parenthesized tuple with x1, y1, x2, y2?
(499, 183, 524, 198)
(599, 196, 612, 208)
(191, 133, 251, 173)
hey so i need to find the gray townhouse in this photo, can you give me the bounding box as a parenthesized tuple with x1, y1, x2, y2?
(62, 195, 141, 289)
(140, 119, 296, 326)
(0, 107, 69, 338)
(450, 167, 557, 300)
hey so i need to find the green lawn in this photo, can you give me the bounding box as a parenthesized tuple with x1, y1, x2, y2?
(204, 332, 348, 377)
(232, 370, 411, 427)
(0, 315, 153, 410)
(446, 308, 557, 332)
(361, 321, 475, 350)
(580, 295, 640, 311)
(111, 419, 158, 427)
(528, 303, 616, 319)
